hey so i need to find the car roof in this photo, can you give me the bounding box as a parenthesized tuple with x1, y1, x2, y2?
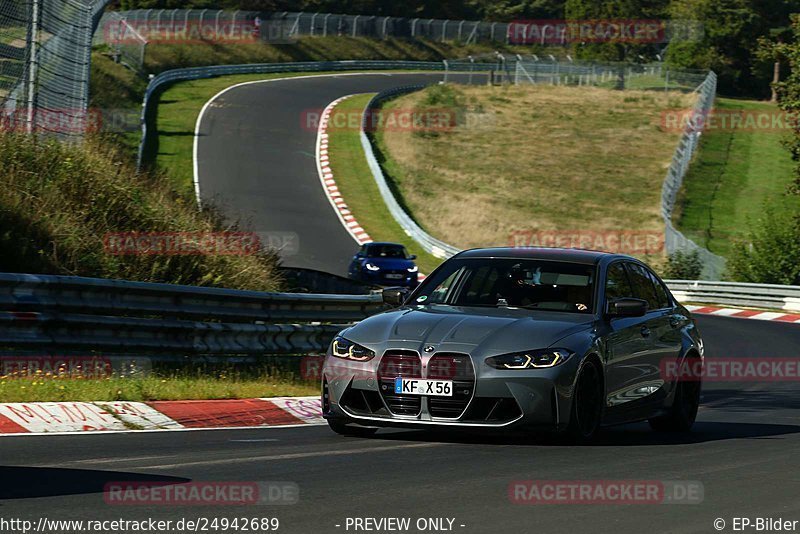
(455, 247, 632, 265)
(365, 242, 406, 247)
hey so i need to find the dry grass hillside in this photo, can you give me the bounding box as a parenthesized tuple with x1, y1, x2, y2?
(373, 84, 694, 254)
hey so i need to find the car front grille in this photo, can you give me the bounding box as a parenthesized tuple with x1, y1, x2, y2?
(378, 351, 422, 416)
(427, 353, 475, 419)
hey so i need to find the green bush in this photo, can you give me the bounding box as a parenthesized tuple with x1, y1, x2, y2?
(663, 249, 703, 280)
(728, 207, 800, 285)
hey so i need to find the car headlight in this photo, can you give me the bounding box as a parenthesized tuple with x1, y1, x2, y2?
(407, 265, 419, 273)
(486, 349, 572, 369)
(365, 263, 380, 271)
(331, 336, 376, 361)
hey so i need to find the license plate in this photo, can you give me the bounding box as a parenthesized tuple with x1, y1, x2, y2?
(395, 378, 453, 397)
(385, 274, 404, 280)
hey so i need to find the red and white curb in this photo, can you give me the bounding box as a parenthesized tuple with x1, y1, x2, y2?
(686, 305, 800, 324)
(0, 397, 324, 436)
(315, 95, 427, 281)
(316, 95, 372, 246)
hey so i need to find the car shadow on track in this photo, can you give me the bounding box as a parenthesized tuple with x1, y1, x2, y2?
(0, 467, 188, 500)
(352, 420, 800, 447)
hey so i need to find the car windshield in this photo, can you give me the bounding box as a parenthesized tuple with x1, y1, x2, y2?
(411, 258, 596, 314)
(365, 244, 409, 259)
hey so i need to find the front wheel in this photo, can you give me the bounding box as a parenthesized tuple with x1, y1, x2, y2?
(649, 375, 701, 432)
(562, 359, 604, 443)
(327, 418, 378, 437)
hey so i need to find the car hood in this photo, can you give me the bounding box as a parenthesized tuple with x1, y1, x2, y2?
(344, 305, 596, 355)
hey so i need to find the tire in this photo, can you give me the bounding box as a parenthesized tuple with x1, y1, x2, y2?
(327, 418, 378, 437)
(563, 358, 604, 443)
(649, 371, 701, 432)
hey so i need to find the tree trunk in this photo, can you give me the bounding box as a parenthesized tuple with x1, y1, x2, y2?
(772, 60, 780, 103)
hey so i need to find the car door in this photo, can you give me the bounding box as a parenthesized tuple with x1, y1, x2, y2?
(603, 261, 656, 420)
(642, 266, 685, 396)
(616, 263, 670, 410)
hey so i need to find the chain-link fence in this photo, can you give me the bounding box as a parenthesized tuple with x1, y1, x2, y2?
(96, 10, 703, 48)
(0, 0, 34, 131)
(661, 71, 726, 279)
(93, 10, 146, 71)
(443, 54, 708, 92)
(0, 0, 109, 140)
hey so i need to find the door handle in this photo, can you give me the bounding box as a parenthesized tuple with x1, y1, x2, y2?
(640, 326, 651, 338)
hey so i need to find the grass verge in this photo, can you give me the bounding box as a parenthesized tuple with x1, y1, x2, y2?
(0, 366, 319, 402)
(0, 374, 317, 403)
(675, 98, 798, 259)
(326, 94, 444, 274)
(371, 84, 692, 262)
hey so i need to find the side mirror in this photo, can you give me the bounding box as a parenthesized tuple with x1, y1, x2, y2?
(607, 298, 648, 318)
(382, 287, 409, 307)
(408, 255, 417, 260)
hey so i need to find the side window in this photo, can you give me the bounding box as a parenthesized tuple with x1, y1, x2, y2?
(646, 268, 672, 309)
(427, 268, 463, 305)
(605, 262, 633, 305)
(461, 266, 500, 306)
(626, 263, 659, 311)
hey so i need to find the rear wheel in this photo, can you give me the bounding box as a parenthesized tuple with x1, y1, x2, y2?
(327, 418, 378, 437)
(649, 370, 701, 432)
(563, 359, 604, 443)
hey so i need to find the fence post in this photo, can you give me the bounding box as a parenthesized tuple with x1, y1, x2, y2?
(442, 20, 447, 42)
(323, 13, 331, 36)
(352, 15, 359, 37)
(26, 0, 41, 134)
(411, 18, 418, 37)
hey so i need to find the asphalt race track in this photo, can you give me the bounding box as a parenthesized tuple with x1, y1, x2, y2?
(2, 315, 800, 533)
(196, 71, 476, 276)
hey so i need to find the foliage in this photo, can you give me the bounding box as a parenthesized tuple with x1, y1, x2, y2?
(728, 207, 800, 285)
(0, 133, 283, 291)
(662, 249, 703, 280)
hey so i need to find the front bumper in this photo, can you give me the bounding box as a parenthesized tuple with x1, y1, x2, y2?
(322, 349, 580, 431)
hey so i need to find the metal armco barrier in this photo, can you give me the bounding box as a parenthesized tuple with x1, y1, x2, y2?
(360, 85, 462, 260)
(666, 280, 800, 313)
(136, 60, 444, 169)
(0, 273, 385, 356)
(0, 273, 797, 358)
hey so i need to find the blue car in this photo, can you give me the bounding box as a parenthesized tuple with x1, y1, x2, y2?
(348, 243, 419, 287)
